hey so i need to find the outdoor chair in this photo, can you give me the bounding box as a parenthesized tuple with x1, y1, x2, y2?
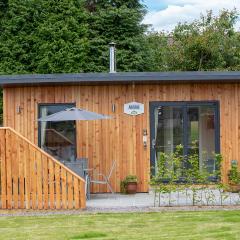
(76, 158, 91, 199)
(90, 160, 116, 194)
(76, 157, 88, 178)
(63, 158, 91, 199)
(62, 158, 88, 178)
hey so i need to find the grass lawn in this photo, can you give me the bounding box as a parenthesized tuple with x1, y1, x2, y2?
(0, 211, 240, 239)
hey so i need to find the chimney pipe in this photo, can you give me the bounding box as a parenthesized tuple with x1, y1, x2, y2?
(109, 42, 116, 73)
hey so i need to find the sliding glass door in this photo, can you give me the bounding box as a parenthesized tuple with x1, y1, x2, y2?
(150, 101, 220, 179)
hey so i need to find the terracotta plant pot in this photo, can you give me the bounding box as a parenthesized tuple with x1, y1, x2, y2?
(126, 182, 137, 194)
(229, 184, 240, 193)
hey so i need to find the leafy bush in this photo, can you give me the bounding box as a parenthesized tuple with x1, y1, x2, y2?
(228, 165, 240, 184)
(151, 144, 222, 186)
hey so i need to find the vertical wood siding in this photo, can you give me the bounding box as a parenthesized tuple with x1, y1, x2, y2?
(0, 127, 86, 209)
(3, 83, 240, 192)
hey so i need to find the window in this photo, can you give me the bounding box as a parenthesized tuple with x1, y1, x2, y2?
(38, 104, 76, 163)
(150, 101, 220, 181)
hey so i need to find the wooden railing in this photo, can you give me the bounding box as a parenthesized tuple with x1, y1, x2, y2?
(0, 127, 86, 210)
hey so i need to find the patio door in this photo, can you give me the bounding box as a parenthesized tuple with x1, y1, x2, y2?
(150, 101, 220, 178)
(38, 103, 76, 163)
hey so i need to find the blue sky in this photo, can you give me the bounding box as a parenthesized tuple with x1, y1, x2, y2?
(143, 0, 240, 32)
(143, 0, 168, 11)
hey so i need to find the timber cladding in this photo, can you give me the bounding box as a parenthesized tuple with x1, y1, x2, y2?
(3, 83, 240, 192)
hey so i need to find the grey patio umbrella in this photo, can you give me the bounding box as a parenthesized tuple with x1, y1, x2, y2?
(38, 107, 112, 122)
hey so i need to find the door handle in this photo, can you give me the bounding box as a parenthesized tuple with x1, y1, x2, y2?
(152, 139, 156, 149)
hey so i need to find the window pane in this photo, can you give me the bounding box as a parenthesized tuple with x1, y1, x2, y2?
(186, 105, 216, 173)
(39, 104, 76, 162)
(154, 106, 184, 175)
(199, 105, 216, 173)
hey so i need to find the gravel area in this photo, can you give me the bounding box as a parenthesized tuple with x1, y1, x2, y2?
(1, 205, 240, 217)
(0, 192, 240, 216)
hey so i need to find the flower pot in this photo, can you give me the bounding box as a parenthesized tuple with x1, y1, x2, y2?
(229, 184, 240, 193)
(126, 182, 137, 194)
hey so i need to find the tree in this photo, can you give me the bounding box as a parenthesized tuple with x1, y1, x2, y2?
(0, 0, 149, 74)
(0, 0, 90, 74)
(144, 31, 169, 72)
(0, 0, 8, 17)
(146, 9, 240, 71)
(84, 0, 151, 72)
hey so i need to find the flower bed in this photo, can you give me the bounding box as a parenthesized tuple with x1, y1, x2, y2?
(151, 144, 240, 207)
(153, 186, 240, 207)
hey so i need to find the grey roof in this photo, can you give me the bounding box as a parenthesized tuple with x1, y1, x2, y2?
(0, 71, 240, 87)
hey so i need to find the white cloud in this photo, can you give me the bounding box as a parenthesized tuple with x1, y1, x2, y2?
(143, 0, 240, 32)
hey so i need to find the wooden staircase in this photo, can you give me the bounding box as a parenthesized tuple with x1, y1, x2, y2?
(0, 127, 86, 210)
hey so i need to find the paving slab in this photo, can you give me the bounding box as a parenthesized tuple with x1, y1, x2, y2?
(87, 193, 154, 209)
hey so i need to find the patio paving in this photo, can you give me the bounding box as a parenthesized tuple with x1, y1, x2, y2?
(87, 193, 154, 210)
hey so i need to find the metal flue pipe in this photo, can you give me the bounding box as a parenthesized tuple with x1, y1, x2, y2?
(109, 42, 116, 73)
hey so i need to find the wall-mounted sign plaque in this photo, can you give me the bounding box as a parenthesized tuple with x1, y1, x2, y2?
(124, 102, 144, 116)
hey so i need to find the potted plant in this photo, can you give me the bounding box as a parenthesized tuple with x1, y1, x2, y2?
(121, 175, 138, 194)
(228, 161, 240, 193)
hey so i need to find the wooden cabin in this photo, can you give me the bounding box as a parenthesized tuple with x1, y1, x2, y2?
(1, 71, 240, 209)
